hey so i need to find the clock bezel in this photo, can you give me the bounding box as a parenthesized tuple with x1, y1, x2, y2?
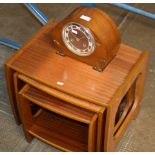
(61, 22, 96, 57)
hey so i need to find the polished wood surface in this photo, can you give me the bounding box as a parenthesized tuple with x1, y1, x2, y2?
(29, 111, 88, 152)
(5, 66, 20, 124)
(21, 84, 95, 124)
(16, 74, 104, 152)
(104, 52, 148, 151)
(5, 20, 148, 152)
(18, 84, 98, 152)
(52, 6, 121, 70)
(6, 21, 142, 107)
(18, 74, 102, 113)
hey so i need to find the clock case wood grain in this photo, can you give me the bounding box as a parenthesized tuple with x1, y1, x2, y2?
(51, 6, 121, 72)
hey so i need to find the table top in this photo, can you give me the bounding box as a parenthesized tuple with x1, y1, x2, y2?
(6, 21, 143, 107)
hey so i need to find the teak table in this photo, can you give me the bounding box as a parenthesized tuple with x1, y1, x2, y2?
(5, 21, 148, 152)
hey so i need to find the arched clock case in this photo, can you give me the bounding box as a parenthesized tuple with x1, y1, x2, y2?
(51, 6, 121, 71)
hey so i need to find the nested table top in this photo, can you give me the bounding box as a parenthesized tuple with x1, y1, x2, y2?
(6, 21, 143, 107)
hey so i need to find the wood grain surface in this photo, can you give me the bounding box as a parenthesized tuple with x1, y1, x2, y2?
(18, 74, 102, 113)
(6, 21, 142, 107)
(5, 20, 148, 152)
(18, 84, 99, 152)
(21, 84, 95, 124)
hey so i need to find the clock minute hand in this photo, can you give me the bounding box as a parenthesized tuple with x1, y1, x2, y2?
(70, 30, 86, 41)
(78, 31, 87, 40)
(78, 35, 86, 40)
(70, 32, 77, 39)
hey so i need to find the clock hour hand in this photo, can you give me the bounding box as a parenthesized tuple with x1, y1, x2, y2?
(70, 32, 81, 42)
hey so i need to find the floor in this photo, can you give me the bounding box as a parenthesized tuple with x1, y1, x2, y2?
(0, 3, 155, 152)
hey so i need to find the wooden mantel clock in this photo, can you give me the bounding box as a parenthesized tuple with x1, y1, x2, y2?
(5, 6, 148, 152)
(52, 6, 121, 71)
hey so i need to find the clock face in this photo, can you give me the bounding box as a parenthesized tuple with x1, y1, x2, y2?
(62, 22, 95, 56)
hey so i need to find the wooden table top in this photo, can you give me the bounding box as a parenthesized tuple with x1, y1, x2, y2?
(7, 21, 143, 107)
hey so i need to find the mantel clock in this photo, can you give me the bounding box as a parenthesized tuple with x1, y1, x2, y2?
(52, 6, 121, 71)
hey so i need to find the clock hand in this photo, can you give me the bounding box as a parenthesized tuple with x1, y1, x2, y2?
(78, 35, 86, 40)
(70, 32, 80, 41)
(70, 30, 87, 42)
(77, 31, 88, 40)
(70, 31, 76, 38)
